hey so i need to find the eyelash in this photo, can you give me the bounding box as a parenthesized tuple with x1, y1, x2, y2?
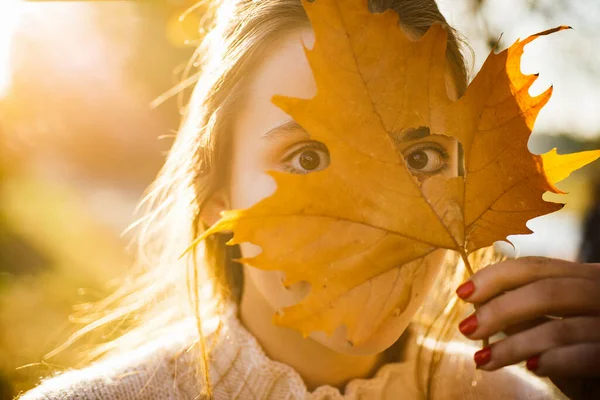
(281, 141, 327, 174)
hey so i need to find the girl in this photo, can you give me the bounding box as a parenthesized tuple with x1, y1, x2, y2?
(21, 0, 600, 399)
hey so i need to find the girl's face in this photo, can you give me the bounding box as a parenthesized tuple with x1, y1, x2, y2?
(225, 27, 460, 355)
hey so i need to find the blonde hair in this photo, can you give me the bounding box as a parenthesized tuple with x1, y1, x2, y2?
(54, 0, 474, 398)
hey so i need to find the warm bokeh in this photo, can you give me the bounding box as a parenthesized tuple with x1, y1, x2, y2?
(1, 1, 200, 397)
(0, 1, 598, 399)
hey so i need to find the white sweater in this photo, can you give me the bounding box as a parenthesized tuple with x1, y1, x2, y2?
(19, 307, 564, 400)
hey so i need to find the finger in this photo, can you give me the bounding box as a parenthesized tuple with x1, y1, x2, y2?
(529, 343, 600, 378)
(503, 316, 550, 336)
(456, 257, 600, 304)
(474, 317, 600, 371)
(459, 277, 600, 339)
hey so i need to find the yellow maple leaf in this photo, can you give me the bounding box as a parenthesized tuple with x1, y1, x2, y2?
(188, 0, 600, 344)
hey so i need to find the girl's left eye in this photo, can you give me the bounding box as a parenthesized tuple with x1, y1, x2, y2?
(281, 141, 330, 174)
(403, 143, 449, 175)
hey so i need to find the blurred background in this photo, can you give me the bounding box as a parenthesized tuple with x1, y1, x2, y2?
(0, 0, 598, 398)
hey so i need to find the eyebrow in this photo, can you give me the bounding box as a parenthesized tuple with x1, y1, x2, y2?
(392, 126, 431, 143)
(260, 120, 308, 141)
(261, 120, 431, 143)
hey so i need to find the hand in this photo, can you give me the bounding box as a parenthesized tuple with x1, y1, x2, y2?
(454, 257, 600, 400)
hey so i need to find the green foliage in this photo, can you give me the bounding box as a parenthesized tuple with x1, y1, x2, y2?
(0, 173, 129, 396)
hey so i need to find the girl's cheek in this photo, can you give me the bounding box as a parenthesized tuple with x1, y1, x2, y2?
(230, 169, 277, 210)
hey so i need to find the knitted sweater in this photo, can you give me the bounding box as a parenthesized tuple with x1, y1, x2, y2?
(19, 307, 564, 400)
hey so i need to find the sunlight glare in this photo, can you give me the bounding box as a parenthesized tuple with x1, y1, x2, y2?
(0, 0, 23, 98)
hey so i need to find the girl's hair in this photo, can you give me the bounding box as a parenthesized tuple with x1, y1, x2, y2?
(54, 0, 476, 398)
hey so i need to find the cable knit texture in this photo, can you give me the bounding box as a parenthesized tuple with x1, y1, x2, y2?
(20, 306, 565, 399)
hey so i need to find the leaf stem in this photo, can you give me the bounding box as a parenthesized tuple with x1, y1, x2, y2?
(459, 251, 474, 276)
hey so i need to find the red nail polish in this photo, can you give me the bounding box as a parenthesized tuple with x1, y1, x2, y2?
(456, 281, 475, 299)
(474, 346, 492, 366)
(459, 314, 478, 335)
(527, 355, 540, 372)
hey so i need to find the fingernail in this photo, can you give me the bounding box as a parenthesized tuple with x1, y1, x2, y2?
(459, 314, 478, 336)
(474, 346, 492, 367)
(526, 355, 540, 372)
(456, 281, 475, 299)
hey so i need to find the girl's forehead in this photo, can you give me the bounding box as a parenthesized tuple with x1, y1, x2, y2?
(245, 27, 317, 106)
(232, 27, 316, 148)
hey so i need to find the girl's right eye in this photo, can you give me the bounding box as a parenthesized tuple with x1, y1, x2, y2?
(281, 141, 330, 174)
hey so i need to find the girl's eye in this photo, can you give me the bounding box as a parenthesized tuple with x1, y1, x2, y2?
(403, 143, 449, 175)
(281, 142, 330, 174)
